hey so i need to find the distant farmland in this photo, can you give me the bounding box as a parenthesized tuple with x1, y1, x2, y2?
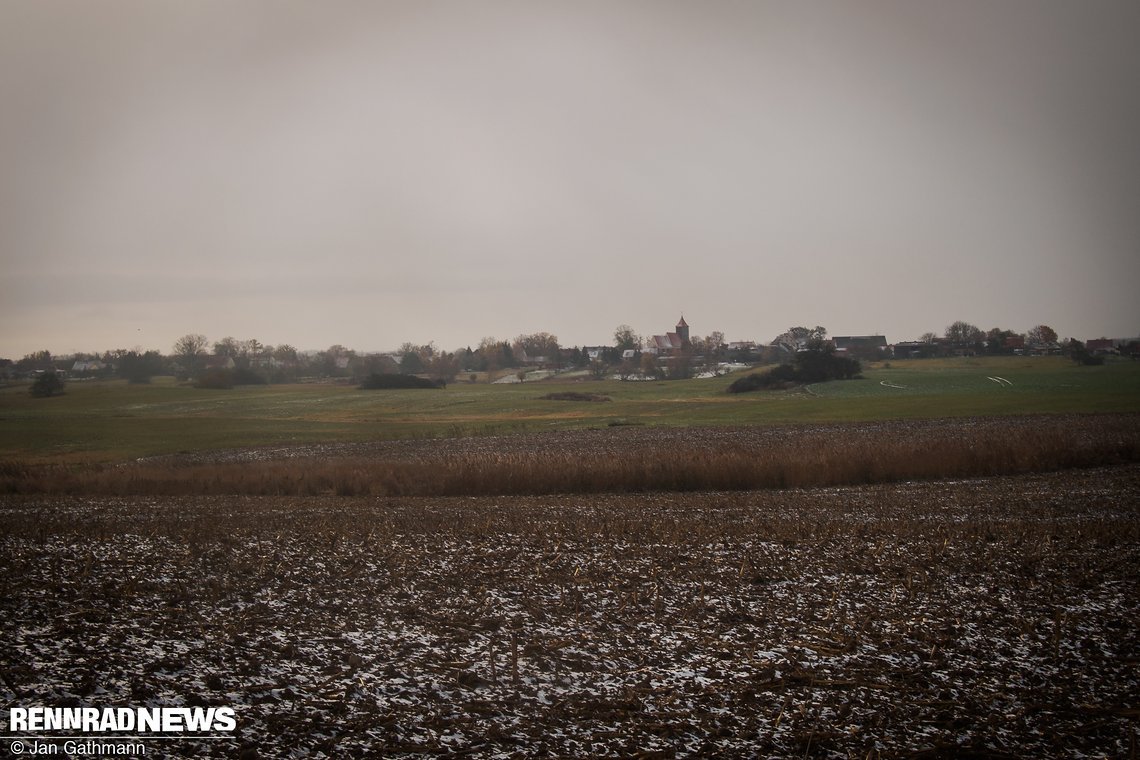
(2, 356, 1138, 758)
(1, 356, 1138, 463)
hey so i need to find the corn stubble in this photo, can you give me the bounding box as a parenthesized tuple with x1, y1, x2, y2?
(1, 421, 1138, 757)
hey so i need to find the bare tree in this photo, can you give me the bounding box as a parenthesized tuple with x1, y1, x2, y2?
(1027, 325, 1058, 346)
(429, 352, 460, 383)
(513, 332, 560, 364)
(398, 342, 436, 360)
(613, 325, 641, 351)
(984, 327, 1020, 354)
(698, 331, 726, 375)
(173, 334, 208, 358)
(399, 350, 426, 375)
(173, 334, 208, 376)
(477, 337, 502, 374)
(666, 346, 694, 380)
(242, 338, 264, 358)
(320, 345, 355, 377)
(945, 321, 984, 348)
(213, 337, 241, 357)
(395, 342, 437, 375)
(773, 326, 826, 352)
(16, 350, 54, 373)
(640, 352, 661, 379)
(617, 356, 639, 381)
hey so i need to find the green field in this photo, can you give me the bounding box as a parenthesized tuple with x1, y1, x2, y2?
(2, 356, 1138, 462)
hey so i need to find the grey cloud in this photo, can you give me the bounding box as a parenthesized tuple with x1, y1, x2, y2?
(2, 1, 1139, 357)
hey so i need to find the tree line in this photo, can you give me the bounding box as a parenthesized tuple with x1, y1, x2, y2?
(927, 322, 1060, 354)
(2, 325, 735, 389)
(3, 319, 1129, 394)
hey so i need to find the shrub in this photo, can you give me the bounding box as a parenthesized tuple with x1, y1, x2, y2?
(29, 373, 65, 398)
(232, 367, 268, 385)
(768, 363, 800, 383)
(727, 364, 798, 393)
(727, 352, 861, 393)
(195, 369, 234, 390)
(360, 373, 443, 390)
(118, 350, 165, 384)
(540, 392, 611, 402)
(726, 374, 762, 394)
(1067, 339, 1105, 366)
(793, 350, 862, 382)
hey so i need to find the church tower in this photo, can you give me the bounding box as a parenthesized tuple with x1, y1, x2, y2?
(676, 315, 689, 344)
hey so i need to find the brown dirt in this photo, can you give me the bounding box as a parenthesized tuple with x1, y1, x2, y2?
(2, 463, 1138, 757)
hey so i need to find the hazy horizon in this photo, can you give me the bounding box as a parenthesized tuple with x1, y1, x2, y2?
(3, 1, 1139, 358)
(2, 313, 1137, 361)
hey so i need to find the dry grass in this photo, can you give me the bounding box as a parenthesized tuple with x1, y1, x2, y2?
(3, 414, 1137, 498)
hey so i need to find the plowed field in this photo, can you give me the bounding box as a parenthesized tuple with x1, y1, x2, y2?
(2, 459, 1137, 757)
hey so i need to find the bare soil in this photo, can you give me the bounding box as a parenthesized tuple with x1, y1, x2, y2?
(2, 455, 1138, 757)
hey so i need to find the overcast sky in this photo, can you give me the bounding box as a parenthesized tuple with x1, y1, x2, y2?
(2, 1, 1138, 357)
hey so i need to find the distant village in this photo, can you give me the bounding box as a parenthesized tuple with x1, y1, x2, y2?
(3, 316, 1137, 387)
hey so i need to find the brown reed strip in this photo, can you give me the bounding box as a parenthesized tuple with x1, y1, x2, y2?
(3, 416, 1137, 497)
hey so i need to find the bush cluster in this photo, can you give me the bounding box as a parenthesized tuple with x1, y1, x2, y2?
(728, 350, 861, 394)
(727, 369, 793, 393)
(29, 373, 65, 398)
(540, 392, 611, 402)
(194, 368, 267, 389)
(359, 373, 444, 390)
(194, 369, 234, 389)
(794, 350, 862, 382)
